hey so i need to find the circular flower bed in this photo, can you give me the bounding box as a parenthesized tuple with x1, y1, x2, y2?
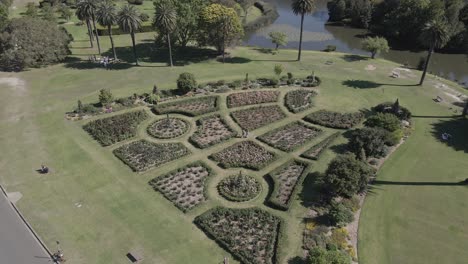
(218, 173, 261, 202)
(147, 117, 189, 139)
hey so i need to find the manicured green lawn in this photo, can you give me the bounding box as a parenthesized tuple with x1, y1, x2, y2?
(1, 10, 467, 263)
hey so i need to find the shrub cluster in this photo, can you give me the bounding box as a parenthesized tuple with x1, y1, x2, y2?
(301, 132, 341, 160)
(83, 110, 148, 146)
(258, 122, 323, 152)
(364, 112, 401, 132)
(266, 160, 308, 211)
(189, 115, 236, 149)
(153, 96, 219, 116)
(328, 201, 354, 227)
(177, 72, 197, 94)
(372, 101, 412, 121)
(218, 173, 261, 202)
(301, 75, 322, 87)
(227, 90, 280, 108)
(231, 105, 286, 131)
(304, 110, 364, 129)
(113, 140, 190, 172)
(210, 141, 276, 171)
(195, 207, 282, 264)
(348, 127, 392, 160)
(148, 162, 212, 212)
(284, 89, 317, 113)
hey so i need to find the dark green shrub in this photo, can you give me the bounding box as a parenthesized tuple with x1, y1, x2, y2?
(308, 247, 351, 264)
(177, 72, 197, 94)
(348, 127, 391, 159)
(328, 201, 354, 227)
(324, 154, 374, 198)
(372, 101, 412, 121)
(324, 45, 337, 52)
(285, 89, 317, 113)
(98, 89, 113, 107)
(127, 0, 143, 5)
(342, 196, 361, 212)
(116, 97, 133, 107)
(365, 112, 401, 132)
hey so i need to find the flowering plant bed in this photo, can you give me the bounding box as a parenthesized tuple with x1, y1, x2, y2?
(284, 89, 317, 113)
(83, 110, 149, 146)
(153, 96, 219, 116)
(257, 121, 323, 152)
(210, 141, 276, 170)
(266, 160, 309, 211)
(189, 115, 237, 148)
(147, 117, 189, 139)
(227, 90, 280, 108)
(301, 132, 341, 160)
(113, 140, 190, 172)
(218, 173, 261, 202)
(195, 207, 282, 264)
(230, 105, 286, 131)
(304, 110, 364, 129)
(148, 162, 213, 212)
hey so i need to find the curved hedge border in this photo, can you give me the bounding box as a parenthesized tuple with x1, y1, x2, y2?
(217, 174, 262, 202)
(265, 160, 309, 211)
(147, 117, 189, 139)
(301, 132, 341, 161)
(148, 161, 213, 212)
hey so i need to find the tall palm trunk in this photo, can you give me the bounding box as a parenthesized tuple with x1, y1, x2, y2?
(131, 32, 139, 66)
(86, 20, 94, 47)
(167, 33, 173, 67)
(298, 13, 304, 61)
(91, 15, 101, 55)
(107, 25, 117, 60)
(419, 43, 434, 86)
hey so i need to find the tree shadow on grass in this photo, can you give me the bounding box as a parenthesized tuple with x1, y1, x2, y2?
(219, 57, 252, 64)
(253, 47, 274, 54)
(373, 180, 468, 186)
(342, 54, 369, 62)
(63, 56, 134, 70)
(431, 117, 468, 153)
(298, 172, 329, 208)
(287, 256, 308, 264)
(342, 79, 420, 89)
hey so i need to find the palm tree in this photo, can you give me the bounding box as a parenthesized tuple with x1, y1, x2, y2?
(291, 0, 315, 61)
(75, 2, 93, 48)
(154, 1, 177, 67)
(76, 0, 101, 55)
(118, 5, 142, 66)
(97, 1, 118, 60)
(419, 20, 450, 85)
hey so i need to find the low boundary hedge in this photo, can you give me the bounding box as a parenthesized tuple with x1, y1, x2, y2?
(301, 132, 341, 160)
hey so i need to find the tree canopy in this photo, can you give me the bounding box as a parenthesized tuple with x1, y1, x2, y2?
(0, 17, 71, 71)
(361, 36, 389, 59)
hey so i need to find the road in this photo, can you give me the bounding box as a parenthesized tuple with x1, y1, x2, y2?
(0, 190, 51, 264)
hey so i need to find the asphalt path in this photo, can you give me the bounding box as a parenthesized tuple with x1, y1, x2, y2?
(0, 190, 51, 264)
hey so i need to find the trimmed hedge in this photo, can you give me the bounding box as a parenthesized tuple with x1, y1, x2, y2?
(301, 132, 341, 160)
(83, 110, 148, 146)
(304, 110, 364, 129)
(153, 96, 219, 116)
(265, 160, 309, 211)
(148, 161, 213, 212)
(194, 207, 282, 264)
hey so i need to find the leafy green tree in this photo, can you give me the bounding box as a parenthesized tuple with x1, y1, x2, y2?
(327, 0, 346, 22)
(348, 127, 391, 159)
(177, 72, 197, 94)
(349, 0, 372, 29)
(361, 36, 389, 59)
(419, 19, 450, 85)
(76, 0, 101, 55)
(0, 17, 71, 71)
(274, 64, 284, 77)
(59, 4, 72, 21)
(365, 112, 401, 132)
(41, 3, 57, 22)
(0, 3, 8, 30)
(308, 247, 351, 264)
(199, 3, 244, 63)
(98, 88, 114, 106)
(154, 0, 177, 67)
(291, 0, 315, 61)
(97, 1, 118, 60)
(324, 154, 374, 198)
(117, 4, 141, 65)
(25, 2, 39, 18)
(328, 201, 354, 227)
(268, 31, 288, 50)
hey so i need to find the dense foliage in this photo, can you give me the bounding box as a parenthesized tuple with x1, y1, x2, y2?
(365, 112, 401, 132)
(348, 127, 392, 160)
(177, 72, 197, 94)
(285, 89, 317, 113)
(0, 17, 71, 71)
(258, 121, 323, 152)
(372, 101, 412, 121)
(153, 96, 219, 116)
(304, 110, 364, 129)
(210, 141, 276, 170)
(231, 105, 286, 131)
(266, 160, 308, 210)
(218, 173, 261, 202)
(308, 247, 351, 264)
(195, 207, 282, 264)
(324, 154, 374, 198)
(113, 140, 190, 172)
(328, 201, 354, 227)
(83, 110, 148, 146)
(361, 36, 389, 59)
(149, 162, 212, 212)
(301, 132, 341, 160)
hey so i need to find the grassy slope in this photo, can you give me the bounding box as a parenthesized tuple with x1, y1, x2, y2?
(0, 6, 467, 264)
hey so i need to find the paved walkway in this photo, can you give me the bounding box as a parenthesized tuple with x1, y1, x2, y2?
(0, 190, 51, 264)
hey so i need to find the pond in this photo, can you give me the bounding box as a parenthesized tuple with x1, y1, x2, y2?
(244, 0, 468, 85)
